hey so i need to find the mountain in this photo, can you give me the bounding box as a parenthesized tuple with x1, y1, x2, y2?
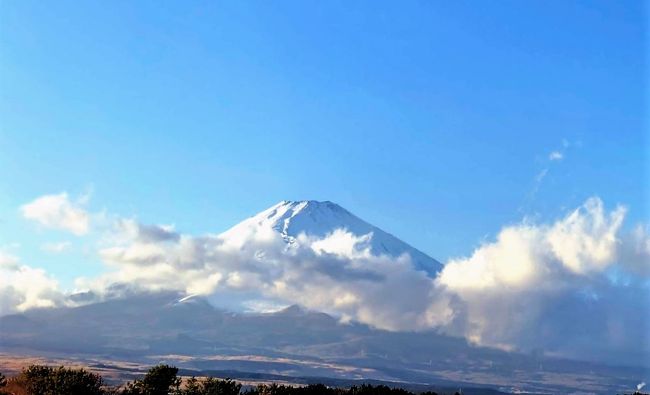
(0, 200, 646, 394)
(0, 292, 642, 394)
(219, 200, 443, 275)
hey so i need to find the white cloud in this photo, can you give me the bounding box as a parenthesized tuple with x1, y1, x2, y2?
(0, 251, 64, 315)
(548, 151, 563, 161)
(41, 241, 72, 253)
(439, 225, 546, 291)
(547, 198, 625, 274)
(307, 229, 373, 259)
(440, 198, 626, 290)
(21, 193, 90, 235)
(436, 197, 646, 358)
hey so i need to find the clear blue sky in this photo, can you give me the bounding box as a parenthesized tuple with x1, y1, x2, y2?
(0, 1, 647, 286)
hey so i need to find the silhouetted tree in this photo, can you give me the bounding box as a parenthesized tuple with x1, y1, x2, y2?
(122, 364, 181, 395)
(179, 377, 242, 395)
(15, 365, 104, 395)
(296, 384, 331, 395)
(350, 384, 406, 395)
(200, 377, 242, 395)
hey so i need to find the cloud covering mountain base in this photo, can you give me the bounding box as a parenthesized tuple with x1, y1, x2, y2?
(2, 196, 649, 366)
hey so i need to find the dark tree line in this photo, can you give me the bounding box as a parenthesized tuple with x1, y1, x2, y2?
(0, 365, 445, 395)
(0, 365, 105, 395)
(6, 364, 643, 395)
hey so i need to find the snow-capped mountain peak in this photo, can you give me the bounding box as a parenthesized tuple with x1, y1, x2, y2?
(220, 200, 442, 275)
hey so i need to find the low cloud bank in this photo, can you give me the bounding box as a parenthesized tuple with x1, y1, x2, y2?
(3, 196, 649, 364)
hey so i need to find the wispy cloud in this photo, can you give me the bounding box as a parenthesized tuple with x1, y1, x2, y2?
(548, 151, 563, 161)
(41, 241, 72, 254)
(521, 140, 573, 210)
(0, 250, 19, 270)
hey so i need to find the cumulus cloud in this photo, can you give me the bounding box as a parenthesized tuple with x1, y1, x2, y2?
(21, 193, 90, 235)
(437, 197, 647, 359)
(547, 198, 625, 274)
(441, 198, 626, 291)
(0, 251, 64, 315)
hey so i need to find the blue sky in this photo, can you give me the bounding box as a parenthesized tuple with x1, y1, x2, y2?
(0, 0, 647, 287)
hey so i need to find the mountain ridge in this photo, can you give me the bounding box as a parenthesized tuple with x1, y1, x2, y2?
(0, 292, 642, 394)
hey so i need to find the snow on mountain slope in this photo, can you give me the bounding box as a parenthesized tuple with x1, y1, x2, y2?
(219, 200, 442, 275)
